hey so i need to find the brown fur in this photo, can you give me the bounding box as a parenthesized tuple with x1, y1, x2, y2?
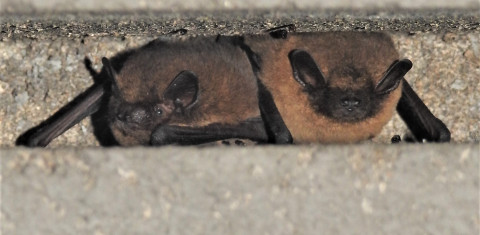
(17, 32, 410, 147)
(111, 37, 260, 145)
(245, 32, 402, 143)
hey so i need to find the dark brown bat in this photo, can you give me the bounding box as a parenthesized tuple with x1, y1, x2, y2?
(243, 30, 450, 143)
(16, 35, 291, 147)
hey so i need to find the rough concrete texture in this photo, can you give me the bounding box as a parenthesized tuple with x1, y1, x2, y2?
(1, 9, 480, 235)
(1, 11, 479, 147)
(2, 145, 479, 234)
(0, 0, 479, 12)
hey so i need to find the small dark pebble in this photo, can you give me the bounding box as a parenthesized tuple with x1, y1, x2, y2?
(221, 140, 230, 146)
(234, 140, 245, 146)
(391, 135, 401, 144)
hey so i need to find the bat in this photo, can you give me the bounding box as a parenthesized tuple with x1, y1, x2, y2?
(16, 29, 450, 147)
(242, 29, 450, 143)
(16, 34, 292, 147)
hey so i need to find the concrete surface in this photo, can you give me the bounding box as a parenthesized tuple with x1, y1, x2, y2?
(0, 0, 479, 13)
(1, 8, 480, 235)
(2, 145, 479, 234)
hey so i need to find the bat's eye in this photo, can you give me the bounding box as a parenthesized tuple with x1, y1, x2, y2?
(341, 98, 360, 112)
(342, 100, 360, 106)
(153, 105, 163, 116)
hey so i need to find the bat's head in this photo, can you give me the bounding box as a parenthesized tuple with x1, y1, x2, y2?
(288, 49, 412, 122)
(102, 57, 199, 145)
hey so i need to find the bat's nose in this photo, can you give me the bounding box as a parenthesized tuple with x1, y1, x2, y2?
(116, 105, 149, 124)
(128, 108, 148, 124)
(116, 111, 126, 121)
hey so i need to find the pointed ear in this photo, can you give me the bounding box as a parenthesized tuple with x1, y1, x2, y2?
(102, 57, 122, 97)
(288, 49, 326, 88)
(163, 70, 199, 110)
(375, 59, 413, 95)
(102, 57, 117, 81)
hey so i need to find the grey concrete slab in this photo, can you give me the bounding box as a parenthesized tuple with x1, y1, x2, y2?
(1, 10, 480, 39)
(1, 144, 479, 234)
(0, 0, 479, 13)
(1, 10, 479, 235)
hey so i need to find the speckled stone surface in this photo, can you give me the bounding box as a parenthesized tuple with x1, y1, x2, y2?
(1, 9, 479, 235)
(1, 0, 479, 12)
(2, 145, 479, 234)
(1, 11, 479, 147)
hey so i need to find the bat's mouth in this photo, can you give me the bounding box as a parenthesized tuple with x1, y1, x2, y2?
(337, 114, 367, 122)
(112, 119, 148, 135)
(334, 106, 372, 122)
(110, 120, 152, 145)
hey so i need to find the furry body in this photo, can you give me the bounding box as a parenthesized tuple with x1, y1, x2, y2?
(17, 31, 450, 147)
(245, 32, 403, 143)
(107, 37, 263, 145)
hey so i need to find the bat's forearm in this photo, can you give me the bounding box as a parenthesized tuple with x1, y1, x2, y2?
(16, 82, 105, 147)
(150, 118, 268, 145)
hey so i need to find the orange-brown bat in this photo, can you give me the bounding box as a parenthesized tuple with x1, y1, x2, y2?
(243, 30, 450, 143)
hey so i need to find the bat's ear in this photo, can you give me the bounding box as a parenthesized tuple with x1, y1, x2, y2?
(288, 49, 326, 88)
(102, 57, 117, 81)
(375, 59, 413, 95)
(102, 57, 122, 96)
(163, 70, 199, 110)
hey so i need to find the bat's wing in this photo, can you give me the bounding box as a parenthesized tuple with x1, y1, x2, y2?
(256, 79, 293, 144)
(226, 35, 293, 144)
(151, 117, 268, 145)
(16, 82, 105, 147)
(396, 78, 451, 142)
